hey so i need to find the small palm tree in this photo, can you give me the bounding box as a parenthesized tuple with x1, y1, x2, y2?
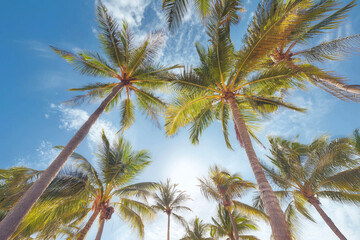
(261, 135, 360, 240)
(162, 0, 243, 32)
(166, 1, 307, 239)
(199, 166, 267, 240)
(210, 205, 259, 240)
(181, 217, 213, 240)
(66, 131, 156, 240)
(263, 0, 360, 99)
(0, 2, 180, 238)
(152, 179, 192, 240)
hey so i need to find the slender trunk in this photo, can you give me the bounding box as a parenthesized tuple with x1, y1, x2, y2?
(225, 206, 239, 240)
(228, 98, 291, 240)
(288, 61, 360, 96)
(314, 75, 360, 95)
(95, 218, 106, 240)
(77, 208, 101, 240)
(0, 84, 124, 240)
(311, 201, 347, 240)
(167, 213, 171, 240)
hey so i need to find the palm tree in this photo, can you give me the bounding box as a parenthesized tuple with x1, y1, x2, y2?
(181, 217, 213, 240)
(263, 0, 360, 99)
(0, 2, 179, 238)
(161, 0, 243, 32)
(152, 179, 192, 240)
(65, 130, 156, 240)
(261, 135, 360, 240)
(199, 166, 267, 240)
(165, 1, 307, 239)
(210, 205, 259, 240)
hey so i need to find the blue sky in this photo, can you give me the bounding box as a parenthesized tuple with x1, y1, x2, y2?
(1, 0, 360, 239)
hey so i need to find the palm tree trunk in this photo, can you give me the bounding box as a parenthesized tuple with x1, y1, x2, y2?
(95, 218, 106, 240)
(228, 97, 291, 240)
(0, 84, 124, 240)
(315, 76, 360, 95)
(225, 206, 239, 240)
(310, 201, 347, 240)
(287, 61, 360, 96)
(77, 208, 101, 240)
(167, 213, 171, 240)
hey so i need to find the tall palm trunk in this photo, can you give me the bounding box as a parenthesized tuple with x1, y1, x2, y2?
(225, 206, 239, 240)
(0, 84, 124, 240)
(167, 213, 171, 240)
(310, 201, 347, 240)
(77, 208, 101, 240)
(228, 97, 291, 240)
(95, 218, 106, 240)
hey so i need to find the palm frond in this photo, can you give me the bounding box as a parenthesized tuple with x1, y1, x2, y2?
(232, 200, 268, 221)
(162, 0, 190, 32)
(297, 34, 360, 62)
(120, 98, 135, 132)
(96, 2, 125, 69)
(51, 46, 118, 77)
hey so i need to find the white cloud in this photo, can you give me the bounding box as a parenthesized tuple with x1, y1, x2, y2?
(262, 87, 335, 140)
(15, 141, 60, 170)
(102, 0, 151, 27)
(56, 105, 118, 149)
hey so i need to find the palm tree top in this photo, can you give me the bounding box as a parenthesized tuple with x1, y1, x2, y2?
(199, 165, 255, 206)
(181, 217, 213, 240)
(265, 135, 359, 190)
(51, 1, 181, 131)
(153, 179, 192, 213)
(257, 134, 360, 239)
(210, 205, 259, 240)
(262, 0, 360, 101)
(165, 0, 309, 149)
(261, 135, 360, 216)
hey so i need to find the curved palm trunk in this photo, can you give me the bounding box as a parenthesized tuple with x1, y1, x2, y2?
(316, 76, 360, 95)
(287, 61, 360, 97)
(310, 201, 347, 240)
(228, 98, 291, 240)
(167, 213, 171, 240)
(0, 84, 124, 240)
(225, 206, 239, 240)
(95, 218, 106, 240)
(77, 208, 101, 240)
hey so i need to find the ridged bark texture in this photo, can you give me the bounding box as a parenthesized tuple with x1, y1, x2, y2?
(225, 206, 239, 240)
(77, 208, 101, 240)
(228, 97, 291, 240)
(311, 201, 347, 240)
(95, 218, 105, 240)
(167, 213, 171, 240)
(0, 84, 124, 240)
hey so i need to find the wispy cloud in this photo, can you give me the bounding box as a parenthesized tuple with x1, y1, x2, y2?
(54, 104, 118, 150)
(15, 140, 60, 170)
(15, 40, 53, 58)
